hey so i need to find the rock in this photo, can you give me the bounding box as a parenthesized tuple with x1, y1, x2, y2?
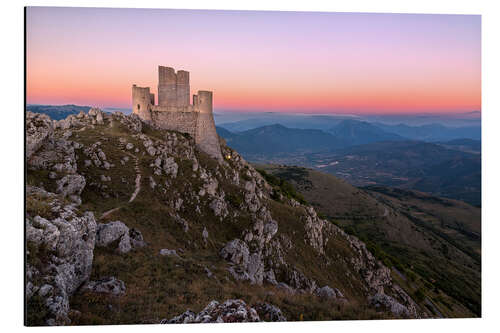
(96, 221, 144, 254)
(149, 176, 157, 189)
(55, 174, 86, 198)
(96, 221, 128, 247)
(369, 293, 411, 317)
(204, 267, 213, 278)
(202, 227, 209, 245)
(26, 112, 53, 159)
(146, 146, 157, 156)
(209, 198, 228, 218)
(276, 282, 295, 295)
(315, 285, 345, 300)
(254, 303, 287, 322)
(220, 239, 264, 284)
(126, 143, 134, 150)
(160, 249, 180, 257)
(220, 239, 249, 269)
(129, 228, 146, 248)
(25, 186, 96, 325)
(162, 156, 178, 178)
(96, 112, 104, 124)
(100, 175, 111, 182)
(29, 139, 77, 174)
(83, 277, 126, 296)
(163, 299, 261, 324)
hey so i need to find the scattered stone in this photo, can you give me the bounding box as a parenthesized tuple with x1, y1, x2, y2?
(160, 249, 180, 258)
(83, 277, 126, 296)
(162, 299, 261, 324)
(55, 174, 86, 198)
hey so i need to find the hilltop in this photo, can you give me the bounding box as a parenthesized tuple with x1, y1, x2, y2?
(25, 110, 434, 326)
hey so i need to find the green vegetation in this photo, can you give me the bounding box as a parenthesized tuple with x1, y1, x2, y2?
(258, 164, 481, 318)
(256, 168, 307, 204)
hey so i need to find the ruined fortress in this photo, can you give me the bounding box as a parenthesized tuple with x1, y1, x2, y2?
(132, 66, 222, 160)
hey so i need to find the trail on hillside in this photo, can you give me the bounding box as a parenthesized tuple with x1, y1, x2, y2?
(129, 155, 141, 203)
(100, 142, 142, 220)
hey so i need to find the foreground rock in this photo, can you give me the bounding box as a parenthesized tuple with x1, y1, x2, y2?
(95, 221, 146, 253)
(26, 186, 97, 325)
(369, 293, 412, 317)
(26, 111, 54, 159)
(161, 299, 279, 324)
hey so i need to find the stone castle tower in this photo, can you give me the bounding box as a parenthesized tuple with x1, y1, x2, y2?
(132, 66, 222, 160)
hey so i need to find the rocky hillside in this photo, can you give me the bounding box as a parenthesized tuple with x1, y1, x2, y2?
(257, 165, 481, 317)
(26, 110, 428, 326)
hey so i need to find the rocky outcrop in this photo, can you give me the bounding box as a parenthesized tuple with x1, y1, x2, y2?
(26, 111, 54, 159)
(369, 293, 412, 317)
(26, 186, 97, 325)
(315, 285, 345, 301)
(25, 109, 425, 324)
(56, 174, 86, 199)
(95, 221, 146, 253)
(162, 299, 279, 324)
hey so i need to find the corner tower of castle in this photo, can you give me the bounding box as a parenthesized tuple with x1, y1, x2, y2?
(132, 66, 222, 161)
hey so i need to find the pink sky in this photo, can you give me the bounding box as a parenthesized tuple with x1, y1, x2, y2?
(26, 7, 481, 114)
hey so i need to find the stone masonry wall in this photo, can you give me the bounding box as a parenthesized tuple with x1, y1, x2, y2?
(151, 109, 198, 138)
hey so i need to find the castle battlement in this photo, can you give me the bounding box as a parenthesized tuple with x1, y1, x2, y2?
(132, 66, 222, 160)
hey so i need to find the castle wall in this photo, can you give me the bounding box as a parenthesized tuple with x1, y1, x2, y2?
(132, 85, 153, 121)
(151, 107, 198, 138)
(176, 70, 190, 107)
(133, 66, 222, 161)
(194, 91, 222, 160)
(195, 112, 222, 160)
(158, 66, 177, 107)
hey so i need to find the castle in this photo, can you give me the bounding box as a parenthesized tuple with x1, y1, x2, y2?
(132, 66, 222, 160)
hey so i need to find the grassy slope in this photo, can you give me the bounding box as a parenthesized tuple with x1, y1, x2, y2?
(27, 118, 393, 325)
(257, 164, 481, 318)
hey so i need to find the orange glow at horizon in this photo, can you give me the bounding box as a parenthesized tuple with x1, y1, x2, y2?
(26, 8, 481, 115)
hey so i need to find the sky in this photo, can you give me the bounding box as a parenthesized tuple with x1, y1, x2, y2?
(26, 7, 481, 114)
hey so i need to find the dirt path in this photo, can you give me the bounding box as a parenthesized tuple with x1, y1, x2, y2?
(100, 207, 121, 220)
(99, 142, 142, 220)
(129, 155, 141, 203)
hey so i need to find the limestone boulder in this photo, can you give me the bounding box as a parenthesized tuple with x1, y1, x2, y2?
(25, 186, 97, 325)
(56, 174, 86, 198)
(369, 293, 412, 317)
(26, 112, 54, 159)
(95, 221, 145, 254)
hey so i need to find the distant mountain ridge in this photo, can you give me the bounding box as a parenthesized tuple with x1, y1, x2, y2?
(373, 122, 481, 141)
(328, 120, 404, 145)
(26, 104, 132, 121)
(217, 120, 408, 156)
(26, 104, 92, 120)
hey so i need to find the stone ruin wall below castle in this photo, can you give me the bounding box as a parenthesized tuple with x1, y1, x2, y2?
(150, 107, 198, 138)
(150, 107, 221, 160)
